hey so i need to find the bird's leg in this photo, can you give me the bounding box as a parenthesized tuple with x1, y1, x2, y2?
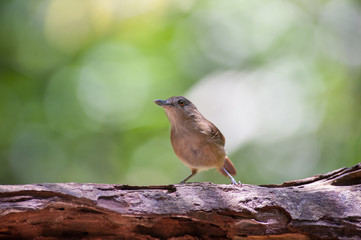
(222, 167, 242, 186)
(180, 169, 197, 184)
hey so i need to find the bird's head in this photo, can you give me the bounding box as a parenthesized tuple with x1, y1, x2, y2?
(154, 96, 199, 125)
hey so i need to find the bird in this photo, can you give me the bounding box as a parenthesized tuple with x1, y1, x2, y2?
(154, 96, 240, 185)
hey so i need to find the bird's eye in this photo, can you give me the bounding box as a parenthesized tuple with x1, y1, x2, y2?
(178, 99, 185, 106)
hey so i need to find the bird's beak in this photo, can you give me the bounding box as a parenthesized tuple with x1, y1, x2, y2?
(154, 99, 168, 107)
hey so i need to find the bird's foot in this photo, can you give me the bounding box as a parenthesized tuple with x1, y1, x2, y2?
(230, 177, 242, 187)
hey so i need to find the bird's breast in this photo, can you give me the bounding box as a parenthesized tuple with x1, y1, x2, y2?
(170, 126, 225, 170)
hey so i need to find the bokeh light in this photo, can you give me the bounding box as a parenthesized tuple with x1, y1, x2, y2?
(0, 0, 360, 185)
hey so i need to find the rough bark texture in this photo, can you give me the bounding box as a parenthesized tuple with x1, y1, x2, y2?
(0, 164, 360, 240)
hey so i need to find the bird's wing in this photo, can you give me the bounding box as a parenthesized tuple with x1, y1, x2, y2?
(207, 121, 226, 146)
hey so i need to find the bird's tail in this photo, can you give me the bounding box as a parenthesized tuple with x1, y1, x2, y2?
(219, 156, 236, 177)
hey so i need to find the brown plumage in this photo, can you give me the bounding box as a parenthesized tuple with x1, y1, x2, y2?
(219, 156, 236, 177)
(154, 96, 240, 185)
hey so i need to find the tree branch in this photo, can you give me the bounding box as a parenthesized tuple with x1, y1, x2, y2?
(1, 164, 360, 239)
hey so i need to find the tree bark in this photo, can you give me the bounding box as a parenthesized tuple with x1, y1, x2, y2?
(0, 164, 360, 239)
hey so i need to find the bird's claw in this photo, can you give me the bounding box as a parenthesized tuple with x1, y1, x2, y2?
(230, 179, 242, 187)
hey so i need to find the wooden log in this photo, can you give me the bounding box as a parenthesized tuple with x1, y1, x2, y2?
(1, 164, 360, 239)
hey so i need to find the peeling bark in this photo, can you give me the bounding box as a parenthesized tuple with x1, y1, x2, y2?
(0, 164, 360, 239)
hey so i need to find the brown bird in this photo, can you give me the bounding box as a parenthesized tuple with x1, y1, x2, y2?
(154, 96, 240, 185)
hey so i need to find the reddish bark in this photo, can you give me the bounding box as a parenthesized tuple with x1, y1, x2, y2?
(1, 164, 360, 239)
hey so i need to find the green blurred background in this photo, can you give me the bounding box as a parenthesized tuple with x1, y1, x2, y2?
(0, 0, 360, 185)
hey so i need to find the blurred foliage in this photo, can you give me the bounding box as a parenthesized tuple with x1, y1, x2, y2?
(0, 0, 360, 185)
